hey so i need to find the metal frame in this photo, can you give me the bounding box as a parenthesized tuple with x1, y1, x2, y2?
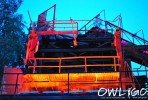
(28, 56, 120, 73)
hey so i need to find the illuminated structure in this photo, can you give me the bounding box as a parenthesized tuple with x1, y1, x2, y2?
(1, 4, 148, 99)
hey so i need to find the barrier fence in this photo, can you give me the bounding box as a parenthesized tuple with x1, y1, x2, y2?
(0, 70, 148, 95)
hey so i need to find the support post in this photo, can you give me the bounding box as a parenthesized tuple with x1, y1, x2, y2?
(59, 59, 61, 73)
(114, 57, 117, 71)
(84, 57, 87, 72)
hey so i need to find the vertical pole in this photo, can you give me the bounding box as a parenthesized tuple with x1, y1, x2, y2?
(118, 14, 121, 28)
(76, 22, 78, 33)
(145, 66, 148, 89)
(70, 17, 77, 47)
(84, 57, 87, 72)
(14, 73, 19, 95)
(28, 11, 34, 32)
(142, 30, 145, 45)
(132, 33, 135, 44)
(33, 58, 36, 73)
(59, 59, 61, 73)
(0, 69, 5, 95)
(52, 4, 56, 31)
(114, 57, 116, 71)
(119, 69, 122, 90)
(104, 10, 107, 36)
(85, 26, 86, 34)
(68, 73, 69, 94)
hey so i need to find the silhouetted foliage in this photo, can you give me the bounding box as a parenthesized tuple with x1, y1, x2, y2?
(0, 0, 26, 67)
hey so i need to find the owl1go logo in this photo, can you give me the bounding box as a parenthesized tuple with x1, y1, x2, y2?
(98, 88, 147, 98)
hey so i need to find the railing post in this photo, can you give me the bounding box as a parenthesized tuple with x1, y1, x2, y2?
(85, 26, 86, 34)
(114, 57, 117, 71)
(77, 22, 78, 32)
(84, 57, 87, 72)
(33, 58, 36, 73)
(145, 66, 147, 79)
(14, 73, 19, 95)
(68, 72, 69, 94)
(0, 73, 4, 95)
(132, 36, 134, 44)
(59, 59, 61, 73)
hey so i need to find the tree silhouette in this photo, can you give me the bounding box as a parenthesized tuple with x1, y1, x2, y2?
(0, 0, 26, 67)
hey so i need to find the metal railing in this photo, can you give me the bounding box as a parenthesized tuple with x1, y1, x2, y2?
(78, 14, 148, 45)
(36, 20, 78, 35)
(28, 56, 120, 73)
(0, 70, 148, 95)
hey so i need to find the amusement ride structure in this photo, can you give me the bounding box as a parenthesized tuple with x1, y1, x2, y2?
(1, 4, 148, 99)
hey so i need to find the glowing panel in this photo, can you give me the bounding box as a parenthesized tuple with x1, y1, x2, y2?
(21, 72, 120, 93)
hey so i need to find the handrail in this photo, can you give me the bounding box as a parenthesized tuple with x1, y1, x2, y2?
(105, 21, 148, 45)
(36, 20, 78, 36)
(28, 64, 121, 68)
(29, 56, 119, 60)
(78, 14, 148, 45)
(123, 61, 140, 88)
(37, 20, 78, 28)
(28, 56, 120, 73)
(79, 9, 105, 31)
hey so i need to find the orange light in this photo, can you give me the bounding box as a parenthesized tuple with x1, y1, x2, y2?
(21, 72, 120, 93)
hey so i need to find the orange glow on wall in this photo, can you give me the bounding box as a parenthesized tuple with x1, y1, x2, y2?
(1, 67, 135, 94)
(21, 72, 120, 93)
